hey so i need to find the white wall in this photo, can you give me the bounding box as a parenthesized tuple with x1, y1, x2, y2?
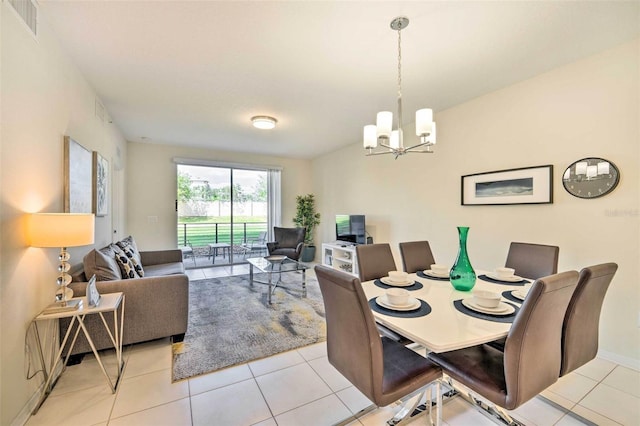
(0, 5, 127, 424)
(127, 142, 312, 250)
(313, 40, 640, 366)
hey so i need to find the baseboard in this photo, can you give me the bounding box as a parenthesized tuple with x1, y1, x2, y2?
(597, 349, 640, 371)
(10, 382, 45, 426)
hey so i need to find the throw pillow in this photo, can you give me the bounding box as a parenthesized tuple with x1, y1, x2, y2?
(111, 244, 139, 279)
(117, 236, 142, 265)
(118, 244, 145, 277)
(83, 246, 122, 281)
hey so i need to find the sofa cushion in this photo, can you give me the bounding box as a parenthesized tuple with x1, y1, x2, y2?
(112, 244, 140, 279)
(83, 246, 122, 281)
(144, 262, 185, 277)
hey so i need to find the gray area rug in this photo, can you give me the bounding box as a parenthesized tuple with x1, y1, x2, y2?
(172, 272, 326, 381)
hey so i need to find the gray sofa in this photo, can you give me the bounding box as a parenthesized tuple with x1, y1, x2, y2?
(62, 248, 189, 356)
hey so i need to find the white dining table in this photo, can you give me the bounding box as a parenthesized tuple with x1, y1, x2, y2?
(361, 270, 530, 353)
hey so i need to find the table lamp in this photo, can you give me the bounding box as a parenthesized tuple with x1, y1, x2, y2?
(29, 213, 95, 308)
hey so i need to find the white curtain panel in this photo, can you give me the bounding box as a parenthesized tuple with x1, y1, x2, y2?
(267, 169, 281, 241)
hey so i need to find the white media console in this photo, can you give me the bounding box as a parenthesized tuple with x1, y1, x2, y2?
(321, 243, 359, 278)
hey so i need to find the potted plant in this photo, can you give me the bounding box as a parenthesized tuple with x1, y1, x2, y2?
(293, 194, 321, 262)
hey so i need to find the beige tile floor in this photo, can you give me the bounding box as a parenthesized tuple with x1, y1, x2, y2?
(26, 266, 640, 426)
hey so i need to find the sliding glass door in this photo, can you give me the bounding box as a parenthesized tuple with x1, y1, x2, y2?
(177, 163, 274, 268)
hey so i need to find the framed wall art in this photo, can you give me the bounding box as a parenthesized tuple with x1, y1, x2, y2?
(461, 165, 553, 206)
(64, 136, 93, 213)
(93, 151, 109, 216)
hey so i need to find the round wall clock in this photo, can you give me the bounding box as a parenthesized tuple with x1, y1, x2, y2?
(562, 157, 620, 199)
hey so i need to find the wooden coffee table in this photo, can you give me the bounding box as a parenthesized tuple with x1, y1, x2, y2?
(247, 256, 308, 304)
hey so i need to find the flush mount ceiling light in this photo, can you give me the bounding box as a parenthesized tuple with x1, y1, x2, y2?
(363, 16, 436, 159)
(251, 116, 278, 130)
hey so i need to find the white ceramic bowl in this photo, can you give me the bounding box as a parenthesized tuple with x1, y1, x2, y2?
(431, 264, 449, 275)
(388, 271, 409, 283)
(473, 290, 502, 308)
(495, 267, 515, 279)
(386, 288, 410, 306)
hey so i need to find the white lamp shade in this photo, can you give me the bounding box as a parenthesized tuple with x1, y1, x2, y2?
(376, 111, 393, 138)
(575, 161, 588, 175)
(29, 213, 95, 248)
(363, 125, 377, 149)
(415, 109, 433, 136)
(427, 122, 436, 145)
(597, 161, 610, 175)
(390, 130, 400, 149)
(586, 165, 598, 178)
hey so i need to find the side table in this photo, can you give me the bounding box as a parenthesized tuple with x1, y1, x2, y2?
(31, 292, 125, 414)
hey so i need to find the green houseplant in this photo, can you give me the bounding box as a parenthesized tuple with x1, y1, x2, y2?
(293, 194, 321, 262)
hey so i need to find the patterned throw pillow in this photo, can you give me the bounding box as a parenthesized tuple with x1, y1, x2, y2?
(117, 236, 142, 264)
(116, 236, 145, 277)
(111, 244, 139, 279)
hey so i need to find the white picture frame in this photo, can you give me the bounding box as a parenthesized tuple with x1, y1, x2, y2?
(64, 137, 93, 213)
(93, 151, 109, 216)
(87, 274, 101, 307)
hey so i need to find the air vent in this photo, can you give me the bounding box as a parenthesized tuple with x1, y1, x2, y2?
(8, 0, 38, 36)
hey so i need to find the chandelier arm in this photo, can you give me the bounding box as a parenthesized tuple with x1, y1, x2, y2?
(404, 141, 434, 151)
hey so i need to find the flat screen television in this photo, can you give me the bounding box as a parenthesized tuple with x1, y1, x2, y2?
(335, 214, 366, 245)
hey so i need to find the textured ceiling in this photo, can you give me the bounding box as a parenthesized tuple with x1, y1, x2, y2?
(38, 1, 640, 159)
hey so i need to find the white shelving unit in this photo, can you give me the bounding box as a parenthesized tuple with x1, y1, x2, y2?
(322, 243, 359, 277)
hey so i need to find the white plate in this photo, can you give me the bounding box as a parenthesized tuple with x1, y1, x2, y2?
(486, 272, 524, 282)
(423, 270, 449, 279)
(376, 295, 421, 311)
(380, 277, 414, 287)
(511, 290, 527, 301)
(461, 299, 515, 315)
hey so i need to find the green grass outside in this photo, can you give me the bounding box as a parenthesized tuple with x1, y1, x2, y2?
(177, 216, 267, 247)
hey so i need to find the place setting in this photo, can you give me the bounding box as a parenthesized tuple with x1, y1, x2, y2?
(368, 288, 431, 318)
(374, 270, 424, 290)
(502, 283, 532, 304)
(417, 263, 450, 281)
(453, 290, 520, 323)
(478, 267, 530, 286)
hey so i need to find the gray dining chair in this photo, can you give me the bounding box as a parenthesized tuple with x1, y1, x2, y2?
(315, 265, 443, 425)
(428, 270, 579, 424)
(505, 242, 559, 279)
(560, 262, 618, 376)
(399, 241, 436, 274)
(356, 243, 397, 282)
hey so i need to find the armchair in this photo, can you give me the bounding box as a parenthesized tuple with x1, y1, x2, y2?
(266, 227, 306, 261)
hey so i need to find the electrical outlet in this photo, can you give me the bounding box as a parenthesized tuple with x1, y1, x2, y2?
(147, 215, 158, 224)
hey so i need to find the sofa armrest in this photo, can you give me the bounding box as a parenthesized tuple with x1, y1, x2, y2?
(140, 249, 183, 266)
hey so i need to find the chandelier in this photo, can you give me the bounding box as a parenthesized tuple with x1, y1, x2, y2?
(363, 17, 436, 159)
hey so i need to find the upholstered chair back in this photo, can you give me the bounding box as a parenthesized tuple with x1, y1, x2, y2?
(560, 263, 618, 376)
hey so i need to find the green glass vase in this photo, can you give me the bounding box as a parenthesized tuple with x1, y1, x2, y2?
(450, 226, 476, 291)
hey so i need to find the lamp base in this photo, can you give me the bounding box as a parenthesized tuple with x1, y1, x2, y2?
(42, 298, 83, 315)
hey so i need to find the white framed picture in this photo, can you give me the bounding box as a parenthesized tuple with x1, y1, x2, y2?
(64, 136, 92, 213)
(93, 151, 109, 216)
(87, 274, 101, 307)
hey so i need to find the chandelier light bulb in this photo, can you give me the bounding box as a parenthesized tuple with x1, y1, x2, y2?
(376, 112, 393, 139)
